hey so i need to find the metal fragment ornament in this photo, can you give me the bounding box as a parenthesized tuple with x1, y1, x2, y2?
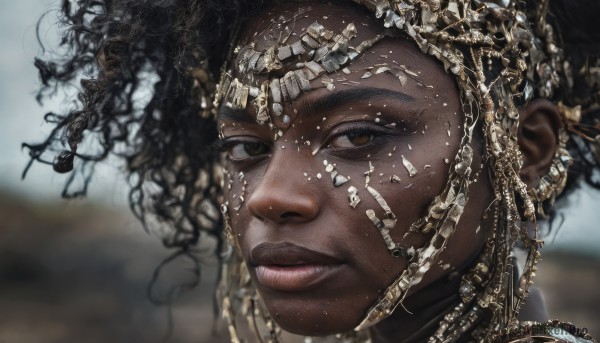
(401, 155, 417, 177)
(364, 186, 415, 258)
(348, 186, 361, 208)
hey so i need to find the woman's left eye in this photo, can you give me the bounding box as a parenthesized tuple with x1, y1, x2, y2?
(328, 131, 376, 148)
(326, 123, 389, 150)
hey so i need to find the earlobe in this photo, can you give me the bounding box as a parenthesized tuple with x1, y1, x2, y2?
(517, 99, 562, 188)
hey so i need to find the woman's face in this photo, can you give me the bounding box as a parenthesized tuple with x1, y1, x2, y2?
(217, 2, 491, 336)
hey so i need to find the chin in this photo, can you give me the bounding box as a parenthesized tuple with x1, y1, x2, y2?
(263, 296, 363, 336)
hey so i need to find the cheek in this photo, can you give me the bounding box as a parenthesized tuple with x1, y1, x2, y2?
(222, 165, 253, 242)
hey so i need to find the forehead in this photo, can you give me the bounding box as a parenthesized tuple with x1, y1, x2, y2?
(239, 2, 378, 51)
(217, 0, 460, 127)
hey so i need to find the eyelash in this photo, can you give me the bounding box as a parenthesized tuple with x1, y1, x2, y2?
(328, 123, 384, 142)
(216, 138, 271, 160)
(324, 122, 396, 157)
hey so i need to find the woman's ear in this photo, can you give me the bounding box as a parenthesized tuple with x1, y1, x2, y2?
(518, 99, 562, 188)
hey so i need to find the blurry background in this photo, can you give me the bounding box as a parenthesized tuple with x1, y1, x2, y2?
(0, 1, 598, 342)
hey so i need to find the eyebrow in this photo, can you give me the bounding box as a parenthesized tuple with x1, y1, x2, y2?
(217, 106, 257, 124)
(216, 87, 416, 123)
(298, 87, 415, 116)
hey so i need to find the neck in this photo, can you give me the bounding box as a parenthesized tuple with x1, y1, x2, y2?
(369, 273, 463, 343)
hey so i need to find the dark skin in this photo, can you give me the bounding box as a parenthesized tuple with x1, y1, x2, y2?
(217, 2, 560, 341)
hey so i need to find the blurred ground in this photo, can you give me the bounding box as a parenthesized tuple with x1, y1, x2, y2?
(0, 190, 598, 343)
(0, 190, 228, 343)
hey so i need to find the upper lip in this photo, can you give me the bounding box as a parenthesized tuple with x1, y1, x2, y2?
(250, 242, 342, 266)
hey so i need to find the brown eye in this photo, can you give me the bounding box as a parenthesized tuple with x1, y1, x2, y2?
(244, 142, 269, 156)
(330, 131, 375, 148)
(229, 141, 270, 160)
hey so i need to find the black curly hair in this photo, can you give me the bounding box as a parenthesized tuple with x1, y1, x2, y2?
(24, 0, 600, 263)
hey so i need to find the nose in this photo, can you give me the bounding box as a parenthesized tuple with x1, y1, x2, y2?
(246, 157, 320, 224)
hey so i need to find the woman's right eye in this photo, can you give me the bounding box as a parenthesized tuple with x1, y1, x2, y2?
(227, 140, 271, 160)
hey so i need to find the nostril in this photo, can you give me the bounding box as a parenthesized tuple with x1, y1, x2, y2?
(280, 211, 300, 219)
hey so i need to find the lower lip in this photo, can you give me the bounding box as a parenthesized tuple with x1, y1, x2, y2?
(255, 264, 341, 291)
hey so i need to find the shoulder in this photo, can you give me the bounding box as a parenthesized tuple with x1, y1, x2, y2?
(503, 320, 596, 343)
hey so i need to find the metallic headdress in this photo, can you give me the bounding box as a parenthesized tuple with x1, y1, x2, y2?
(213, 0, 598, 342)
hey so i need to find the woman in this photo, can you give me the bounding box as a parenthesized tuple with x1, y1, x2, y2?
(25, 0, 599, 342)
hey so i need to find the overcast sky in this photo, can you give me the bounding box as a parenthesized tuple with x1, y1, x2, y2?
(0, 0, 129, 205)
(1, 0, 599, 254)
